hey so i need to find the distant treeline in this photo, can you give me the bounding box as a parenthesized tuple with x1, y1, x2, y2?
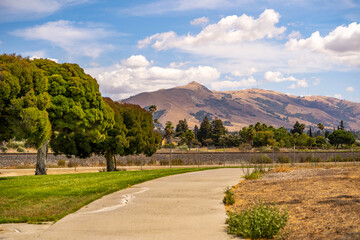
(164, 117, 358, 149)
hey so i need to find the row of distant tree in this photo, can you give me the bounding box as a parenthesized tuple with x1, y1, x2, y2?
(0, 54, 160, 174)
(163, 117, 357, 149)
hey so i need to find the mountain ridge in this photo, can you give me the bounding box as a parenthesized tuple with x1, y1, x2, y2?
(121, 82, 360, 131)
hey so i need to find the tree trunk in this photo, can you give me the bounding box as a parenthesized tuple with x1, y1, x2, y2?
(105, 151, 115, 172)
(35, 140, 48, 175)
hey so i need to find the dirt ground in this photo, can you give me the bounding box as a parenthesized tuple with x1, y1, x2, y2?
(228, 166, 360, 240)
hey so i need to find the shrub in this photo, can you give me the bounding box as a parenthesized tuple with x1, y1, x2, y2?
(172, 158, 184, 165)
(67, 161, 79, 168)
(0, 146, 8, 153)
(223, 187, 235, 205)
(160, 159, 170, 166)
(226, 201, 288, 239)
(16, 147, 25, 152)
(239, 143, 252, 152)
(243, 169, 264, 180)
(148, 159, 158, 165)
(278, 155, 290, 164)
(252, 155, 272, 164)
(7, 142, 21, 149)
(57, 159, 66, 167)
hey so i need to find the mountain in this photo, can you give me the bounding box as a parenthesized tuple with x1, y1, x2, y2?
(121, 81, 360, 131)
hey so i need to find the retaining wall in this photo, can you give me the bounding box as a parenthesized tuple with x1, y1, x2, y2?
(0, 151, 359, 168)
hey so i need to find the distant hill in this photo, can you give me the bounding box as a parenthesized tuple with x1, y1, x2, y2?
(121, 81, 360, 131)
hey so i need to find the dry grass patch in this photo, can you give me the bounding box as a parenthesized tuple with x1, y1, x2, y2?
(229, 166, 360, 240)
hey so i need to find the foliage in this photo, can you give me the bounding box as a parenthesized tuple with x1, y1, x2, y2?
(175, 119, 189, 137)
(180, 129, 195, 150)
(243, 169, 265, 180)
(251, 155, 273, 164)
(223, 187, 235, 205)
(197, 116, 212, 144)
(291, 121, 306, 135)
(164, 121, 174, 144)
(328, 130, 356, 148)
(57, 159, 66, 167)
(278, 155, 290, 164)
(16, 147, 25, 152)
(226, 201, 288, 239)
(0, 168, 215, 223)
(0, 146, 8, 153)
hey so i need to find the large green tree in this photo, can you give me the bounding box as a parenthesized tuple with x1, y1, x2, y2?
(0, 54, 113, 174)
(197, 116, 212, 144)
(328, 130, 355, 148)
(175, 119, 189, 137)
(100, 99, 160, 170)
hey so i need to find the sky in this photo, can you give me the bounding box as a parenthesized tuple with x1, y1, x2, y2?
(0, 0, 359, 102)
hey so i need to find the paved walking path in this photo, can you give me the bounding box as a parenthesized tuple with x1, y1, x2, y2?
(35, 168, 244, 240)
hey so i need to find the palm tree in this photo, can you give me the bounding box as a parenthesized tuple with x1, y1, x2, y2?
(317, 123, 324, 136)
(164, 121, 174, 144)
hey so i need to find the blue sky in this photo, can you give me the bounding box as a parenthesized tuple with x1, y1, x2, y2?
(0, 0, 359, 102)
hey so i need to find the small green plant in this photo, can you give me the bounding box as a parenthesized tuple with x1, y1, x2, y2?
(223, 187, 235, 205)
(226, 200, 288, 239)
(16, 147, 25, 153)
(239, 143, 252, 152)
(278, 155, 290, 164)
(0, 146, 8, 153)
(57, 159, 66, 167)
(243, 169, 264, 180)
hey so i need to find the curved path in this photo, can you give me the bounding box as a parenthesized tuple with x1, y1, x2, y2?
(37, 168, 244, 240)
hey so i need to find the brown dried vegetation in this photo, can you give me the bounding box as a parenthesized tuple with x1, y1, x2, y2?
(228, 166, 360, 240)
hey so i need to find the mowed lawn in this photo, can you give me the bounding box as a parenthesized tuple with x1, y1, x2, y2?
(0, 168, 214, 223)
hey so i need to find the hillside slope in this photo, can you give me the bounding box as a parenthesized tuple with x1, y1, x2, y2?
(122, 82, 360, 131)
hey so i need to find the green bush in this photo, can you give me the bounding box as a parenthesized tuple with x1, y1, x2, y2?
(57, 159, 66, 167)
(226, 201, 288, 239)
(252, 155, 272, 164)
(0, 146, 8, 153)
(7, 141, 24, 149)
(243, 169, 264, 180)
(278, 155, 290, 164)
(16, 147, 25, 152)
(239, 143, 252, 152)
(223, 187, 235, 205)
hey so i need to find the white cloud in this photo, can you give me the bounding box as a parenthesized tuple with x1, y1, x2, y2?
(12, 20, 114, 58)
(121, 55, 150, 68)
(231, 67, 257, 77)
(210, 76, 257, 90)
(169, 61, 191, 68)
(288, 30, 301, 39)
(0, 0, 88, 22)
(139, 9, 286, 50)
(286, 22, 360, 66)
(0, 40, 2, 44)
(346, 86, 355, 92)
(88, 55, 220, 99)
(289, 79, 308, 89)
(190, 17, 209, 26)
(334, 94, 342, 99)
(264, 71, 308, 89)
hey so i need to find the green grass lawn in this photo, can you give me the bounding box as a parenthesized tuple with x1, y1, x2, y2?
(0, 168, 215, 223)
